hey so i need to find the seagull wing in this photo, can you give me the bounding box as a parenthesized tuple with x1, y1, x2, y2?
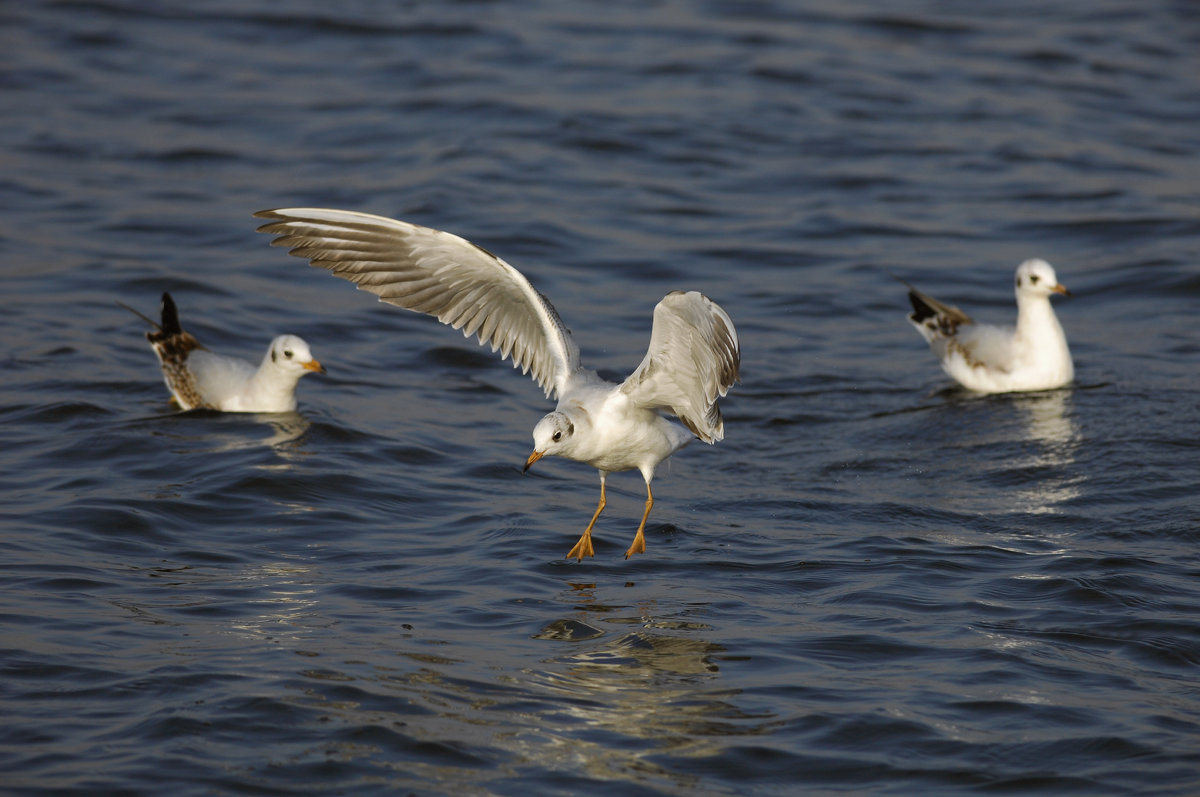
(620, 291, 740, 444)
(905, 284, 974, 341)
(254, 208, 581, 399)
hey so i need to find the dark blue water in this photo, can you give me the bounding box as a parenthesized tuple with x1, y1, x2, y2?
(3, 1, 1200, 794)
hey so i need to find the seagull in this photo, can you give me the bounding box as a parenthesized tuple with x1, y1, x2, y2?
(126, 292, 325, 412)
(904, 258, 1073, 394)
(254, 208, 740, 560)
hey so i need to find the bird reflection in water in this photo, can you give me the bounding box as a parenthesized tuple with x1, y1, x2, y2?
(213, 412, 313, 459)
(144, 410, 314, 465)
(517, 581, 769, 785)
(1009, 389, 1084, 515)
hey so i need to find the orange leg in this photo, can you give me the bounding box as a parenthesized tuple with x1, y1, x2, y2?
(624, 482, 653, 560)
(567, 476, 606, 561)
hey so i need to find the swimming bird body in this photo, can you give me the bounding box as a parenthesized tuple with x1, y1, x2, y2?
(133, 292, 324, 412)
(255, 208, 740, 560)
(905, 259, 1073, 394)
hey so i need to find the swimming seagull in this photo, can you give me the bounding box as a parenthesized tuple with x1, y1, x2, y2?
(904, 258, 1073, 394)
(126, 292, 325, 412)
(254, 208, 740, 560)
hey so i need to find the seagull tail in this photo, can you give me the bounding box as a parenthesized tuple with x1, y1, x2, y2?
(159, 292, 183, 337)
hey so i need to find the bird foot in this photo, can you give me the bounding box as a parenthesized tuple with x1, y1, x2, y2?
(566, 532, 595, 561)
(623, 530, 646, 560)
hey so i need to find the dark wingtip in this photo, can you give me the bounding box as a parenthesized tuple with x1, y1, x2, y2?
(907, 289, 936, 323)
(160, 292, 183, 336)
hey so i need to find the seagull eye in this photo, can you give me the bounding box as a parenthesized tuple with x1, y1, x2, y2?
(552, 431, 562, 442)
(284, 349, 294, 359)
(1029, 274, 1040, 285)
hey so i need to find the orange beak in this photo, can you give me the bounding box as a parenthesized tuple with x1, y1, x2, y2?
(523, 450, 544, 473)
(303, 359, 326, 374)
(1052, 284, 1071, 297)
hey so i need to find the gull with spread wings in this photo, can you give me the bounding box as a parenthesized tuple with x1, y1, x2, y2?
(255, 208, 740, 560)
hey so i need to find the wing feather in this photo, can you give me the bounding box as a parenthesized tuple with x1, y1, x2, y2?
(905, 283, 974, 342)
(620, 291, 740, 443)
(255, 208, 580, 398)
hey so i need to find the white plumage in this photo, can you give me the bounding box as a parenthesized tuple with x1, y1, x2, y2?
(132, 292, 325, 413)
(905, 259, 1074, 394)
(255, 208, 740, 560)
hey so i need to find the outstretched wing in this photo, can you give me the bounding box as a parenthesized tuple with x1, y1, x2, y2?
(620, 290, 740, 443)
(255, 208, 581, 398)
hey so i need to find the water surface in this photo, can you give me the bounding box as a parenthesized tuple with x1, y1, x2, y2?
(3, 1, 1200, 794)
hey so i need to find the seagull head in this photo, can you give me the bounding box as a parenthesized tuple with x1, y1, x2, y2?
(524, 411, 576, 472)
(1015, 259, 1070, 300)
(268, 335, 326, 376)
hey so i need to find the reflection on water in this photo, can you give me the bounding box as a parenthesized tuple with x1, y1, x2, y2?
(510, 582, 767, 787)
(1015, 390, 1078, 450)
(269, 581, 773, 792)
(136, 410, 314, 459)
(228, 559, 324, 641)
(117, 560, 324, 641)
(211, 413, 313, 460)
(258, 413, 312, 454)
(1009, 390, 1084, 515)
(101, 558, 325, 680)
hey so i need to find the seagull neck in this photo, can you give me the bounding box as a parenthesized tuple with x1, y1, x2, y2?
(248, 356, 301, 409)
(1015, 294, 1063, 343)
(1016, 292, 1052, 322)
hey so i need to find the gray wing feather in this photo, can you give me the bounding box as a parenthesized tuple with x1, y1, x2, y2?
(620, 290, 740, 443)
(254, 208, 580, 398)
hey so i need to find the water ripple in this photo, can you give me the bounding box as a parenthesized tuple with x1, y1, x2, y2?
(2, 0, 1199, 794)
